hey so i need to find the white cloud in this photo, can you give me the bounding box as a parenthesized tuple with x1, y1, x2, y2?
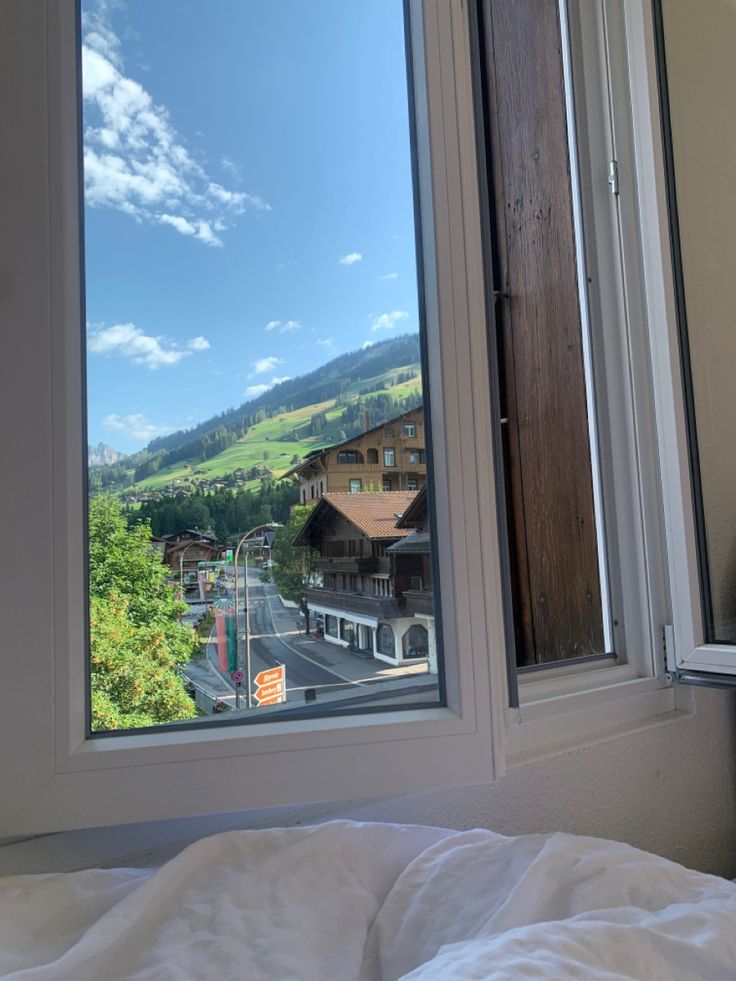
(339, 252, 363, 266)
(87, 322, 209, 369)
(362, 340, 374, 350)
(245, 384, 270, 398)
(371, 310, 410, 333)
(188, 336, 210, 351)
(103, 412, 173, 441)
(264, 319, 302, 334)
(379, 272, 399, 280)
(251, 355, 283, 375)
(317, 338, 336, 354)
(244, 375, 291, 399)
(81, 3, 269, 246)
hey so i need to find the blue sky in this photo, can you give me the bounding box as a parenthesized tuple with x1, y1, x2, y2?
(82, 0, 420, 454)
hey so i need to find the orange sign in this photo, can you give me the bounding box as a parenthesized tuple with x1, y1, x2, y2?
(254, 666, 284, 688)
(255, 680, 284, 701)
(255, 694, 282, 707)
(254, 664, 286, 706)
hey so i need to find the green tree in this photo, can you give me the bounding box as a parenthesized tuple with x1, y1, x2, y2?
(88, 496, 198, 731)
(270, 505, 318, 605)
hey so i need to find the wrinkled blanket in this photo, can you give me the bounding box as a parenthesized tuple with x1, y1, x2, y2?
(0, 821, 734, 979)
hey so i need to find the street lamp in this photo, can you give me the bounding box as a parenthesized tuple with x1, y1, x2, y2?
(233, 524, 279, 709)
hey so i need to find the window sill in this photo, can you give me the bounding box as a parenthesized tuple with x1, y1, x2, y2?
(504, 665, 678, 761)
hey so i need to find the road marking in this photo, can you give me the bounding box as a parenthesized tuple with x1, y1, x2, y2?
(261, 588, 364, 687)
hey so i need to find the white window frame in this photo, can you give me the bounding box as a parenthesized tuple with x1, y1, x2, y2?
(0, 0, 694, 837)
(0, 0, 510, 837)
(623, 0, 736, 682)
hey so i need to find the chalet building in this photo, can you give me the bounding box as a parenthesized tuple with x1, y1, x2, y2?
(388, 486, 437, 674)
(281, 407, 426, 504)
(293, 491, 429, 666)
(160, 530, 220, 576)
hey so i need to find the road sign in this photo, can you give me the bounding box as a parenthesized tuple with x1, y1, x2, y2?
(254, 694, 282, 706)
(254, 666, 284, 688)
(254, 664, 286, 706)
(231, 670, 243, 684)
(255, 680, 284, 700)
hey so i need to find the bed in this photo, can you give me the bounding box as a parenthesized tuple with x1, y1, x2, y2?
(0, 821, 734, 979)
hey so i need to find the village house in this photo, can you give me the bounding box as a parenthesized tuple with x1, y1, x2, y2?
(160, 529, 221, 579)
(293, 490, 429, 666)
(387, 485, 437, 674)
(281, 407, 426, 504)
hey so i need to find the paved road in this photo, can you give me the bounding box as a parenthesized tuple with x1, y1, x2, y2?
(208, 569, 355, 703)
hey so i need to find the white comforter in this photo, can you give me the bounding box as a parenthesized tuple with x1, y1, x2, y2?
(0, 821, 734, 979)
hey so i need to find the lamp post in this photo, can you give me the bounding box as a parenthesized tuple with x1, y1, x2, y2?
(233, 525, 278, 709)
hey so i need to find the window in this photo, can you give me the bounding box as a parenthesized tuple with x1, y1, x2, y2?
(407, 479, 418, 491)
(3, 0, 700, 836)
(408, 450, 422, 465)
(349, 479, 362, 493)
(403, 625, 429, 659)
(383, 479, 392, 491)
(367, 448, 378, 464)
(324, 615, 338, 639)
(647, 0, 736, 684)
(377, 623, 395, 658)
(337, 450, 361, 465)
(404, 422, 417, 437)
(384, 448, 396, 467)
(385, 427, 395, 437)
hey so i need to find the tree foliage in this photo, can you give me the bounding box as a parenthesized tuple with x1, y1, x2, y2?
(88, 496, 198, 731)
(270, 505, 318, 605)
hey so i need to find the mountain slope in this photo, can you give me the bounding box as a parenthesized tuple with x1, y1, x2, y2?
(91, 335, 424, 499)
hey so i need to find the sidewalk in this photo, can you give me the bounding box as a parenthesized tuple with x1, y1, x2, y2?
(262, 584, 436, 690)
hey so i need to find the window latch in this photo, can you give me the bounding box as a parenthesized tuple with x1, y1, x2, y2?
(608, 159, 620, 196)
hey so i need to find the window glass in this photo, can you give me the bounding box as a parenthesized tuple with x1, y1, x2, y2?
(657, 0, 736, 643)
(82, 0, 442, 732)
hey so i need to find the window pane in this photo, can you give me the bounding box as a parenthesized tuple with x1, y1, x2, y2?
(82, 0, 442, 731)
(657, 0, 736, 643)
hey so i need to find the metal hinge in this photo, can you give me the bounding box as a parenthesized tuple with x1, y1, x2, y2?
(607, 159, 620, 196)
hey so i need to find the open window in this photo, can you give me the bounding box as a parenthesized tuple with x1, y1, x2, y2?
(645, 0, 736, 686)
(0, 0, 703, 836)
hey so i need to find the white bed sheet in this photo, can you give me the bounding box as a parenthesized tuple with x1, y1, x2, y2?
(0, 821, 734, 979)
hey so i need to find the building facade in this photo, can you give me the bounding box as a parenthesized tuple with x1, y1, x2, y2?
(281, 407, 426, 504)
(388, 487, 437, 674)
(294, 491, 430, 666)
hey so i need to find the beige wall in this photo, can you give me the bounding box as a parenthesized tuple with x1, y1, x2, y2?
(663, 0, 736, 638)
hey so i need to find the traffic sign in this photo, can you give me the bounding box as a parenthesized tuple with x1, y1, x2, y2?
(254, 666, 284, 688)
(255, 680, 284, 700)
(254, 664, 286, 706)
(231, 670, 243, 684)
(254, 694, 282, 707)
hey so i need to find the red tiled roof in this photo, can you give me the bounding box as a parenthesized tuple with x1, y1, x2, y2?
(321, 491, 417, 539)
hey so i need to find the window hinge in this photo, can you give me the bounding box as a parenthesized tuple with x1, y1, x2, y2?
(607, 159, 620, 196)
(662, 624, 676, 681)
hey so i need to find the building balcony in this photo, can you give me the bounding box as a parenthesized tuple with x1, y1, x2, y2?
(304, 587, 405, 620)
(402, 589, 435, 617)
(315, 556, 389, 574)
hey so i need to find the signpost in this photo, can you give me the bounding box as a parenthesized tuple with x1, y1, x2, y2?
(253, 665, 286, 707)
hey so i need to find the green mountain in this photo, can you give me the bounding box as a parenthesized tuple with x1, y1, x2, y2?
(90, 334, 423, 500)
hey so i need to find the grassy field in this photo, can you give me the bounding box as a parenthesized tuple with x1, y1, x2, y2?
(133, 363, 422, 493)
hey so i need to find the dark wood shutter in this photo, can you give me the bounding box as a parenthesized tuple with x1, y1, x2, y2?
(479, 0, 605, 666)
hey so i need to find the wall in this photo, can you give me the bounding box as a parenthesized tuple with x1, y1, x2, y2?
(2, 689, 734, 877)
(662, 0, 736, 639)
